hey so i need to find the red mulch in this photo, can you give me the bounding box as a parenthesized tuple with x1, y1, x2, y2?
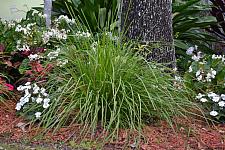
(1, 100, 225, 150)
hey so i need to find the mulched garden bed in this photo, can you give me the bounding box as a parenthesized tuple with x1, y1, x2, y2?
(1, 100, 225, 150)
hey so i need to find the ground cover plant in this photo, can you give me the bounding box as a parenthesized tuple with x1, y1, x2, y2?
(184, 46, 225, 122)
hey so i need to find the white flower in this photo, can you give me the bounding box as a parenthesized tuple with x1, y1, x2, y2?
(40, 88, 47, 95)
(43, 98, 50, 104)
(42, 92, 49, 97)
(192, 55, 200, 61)
(175, 75, 182, 82)
(47, 49, 60, 60)
(196, 93, 205, 99)
(17, 85, 24, 91)
(221, 94, 225, 100)
(200, 98, 208, 103)
(196, 70, 201, 77)
(25, 82, 31, 86)
(56, 15, 75, 24)
(33, 84, 40, 94)
(212, 95, 220, 102)
(207, 92, 220, 102)
(211, 68, 217, 77)
(28, 54, 39, 61)
(188, 66, 193, 73)
(197, 75, 203, 81)
(31, 97, 36, 102)
(210, 110, 218, 117)
(17, 84, 31, 91)
(43, 103, 50, 109)
(186, 47, 195, 55)
(36, 96, 43, 104)
(75, 31, 91, 38)
(15, 103, 22, 110)
(206, 73, 212, 82)
(35, 112, 42, 118)
(218, 101, 225, 107)
(207, 92, 217, 98)
(56, 59, 68, 67)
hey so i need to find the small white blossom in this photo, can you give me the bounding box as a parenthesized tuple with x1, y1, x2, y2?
(28, 54, 39, 61)
(221, 94, 225, 100)
(196, 93, 205, 99)
(218, 101, 225, 107)
(15, 103, 22, 110)
(212, 95, 220, 102)
(210, 110, 218, 117)
(200, 98, 208, 103)
(47, 48, 60, 60)
(56, 59, 68, 67)
(43, 103, 50, 109)
(188, 66, 193, 73)
(35, 112, 42, 118)
(197, 75, 203, 81)
(196, 70, 201, 77)
(36, 96, 43, 104)
(33, 84, 40, 94)
(75, 31, 91, 38)
(186, 47, 195, 55)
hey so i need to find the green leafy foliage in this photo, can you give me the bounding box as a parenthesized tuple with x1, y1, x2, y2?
(33, 0, 118, 33)
(184, 51, 225, 122)
(173, 0, 218, 72)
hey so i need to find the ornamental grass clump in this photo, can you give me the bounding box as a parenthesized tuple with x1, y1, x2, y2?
(40, 33, 201, 136)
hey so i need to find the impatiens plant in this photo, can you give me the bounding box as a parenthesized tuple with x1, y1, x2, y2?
(0, 77, 14, 99)
(16, 81, 50, 119)
(0, 11, 85, 96)
(185, 47, 225, 121)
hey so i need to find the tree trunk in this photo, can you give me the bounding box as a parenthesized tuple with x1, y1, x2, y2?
(120, 0, 175, 68)
(44, 0, 52, 28)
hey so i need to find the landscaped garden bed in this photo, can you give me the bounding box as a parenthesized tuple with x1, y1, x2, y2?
(0, 0, 225, 149)
(0, 100, 225, 149)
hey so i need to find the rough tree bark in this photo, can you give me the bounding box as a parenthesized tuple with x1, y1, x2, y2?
(44, 0, 53, 28)
(120, 0, 175, 67)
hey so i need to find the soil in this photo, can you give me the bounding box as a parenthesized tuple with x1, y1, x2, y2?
(0, 100, 225, 150)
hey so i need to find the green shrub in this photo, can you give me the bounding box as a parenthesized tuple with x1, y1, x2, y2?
(184, 48, 225, 122)
(173, 0, 218, 72)
(31, 32, 202, 137)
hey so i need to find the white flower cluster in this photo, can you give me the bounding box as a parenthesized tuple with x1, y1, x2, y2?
(37, 13, 47, 18)
(196, 92, 225, 117)
(28, 54, 40, 61)
(16, 40, 30, 51)
(75, 31, 91, 38)
(4, 21, 16, 28)
(47, 48, 60, 60)
(212, 54, 225, 64)
(194, 68, 217, 82)
(56, 59, 68, 67)
(55, 15, 75, 24)
(16, 82, 50, 119)
(15, 23, 36, 35)
(186, 46, 204, 61)
(42, 28, 67, 44)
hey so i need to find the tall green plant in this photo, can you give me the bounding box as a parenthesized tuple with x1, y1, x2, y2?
(33, 0, 118, 33)
(30, 32, 202, 138)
